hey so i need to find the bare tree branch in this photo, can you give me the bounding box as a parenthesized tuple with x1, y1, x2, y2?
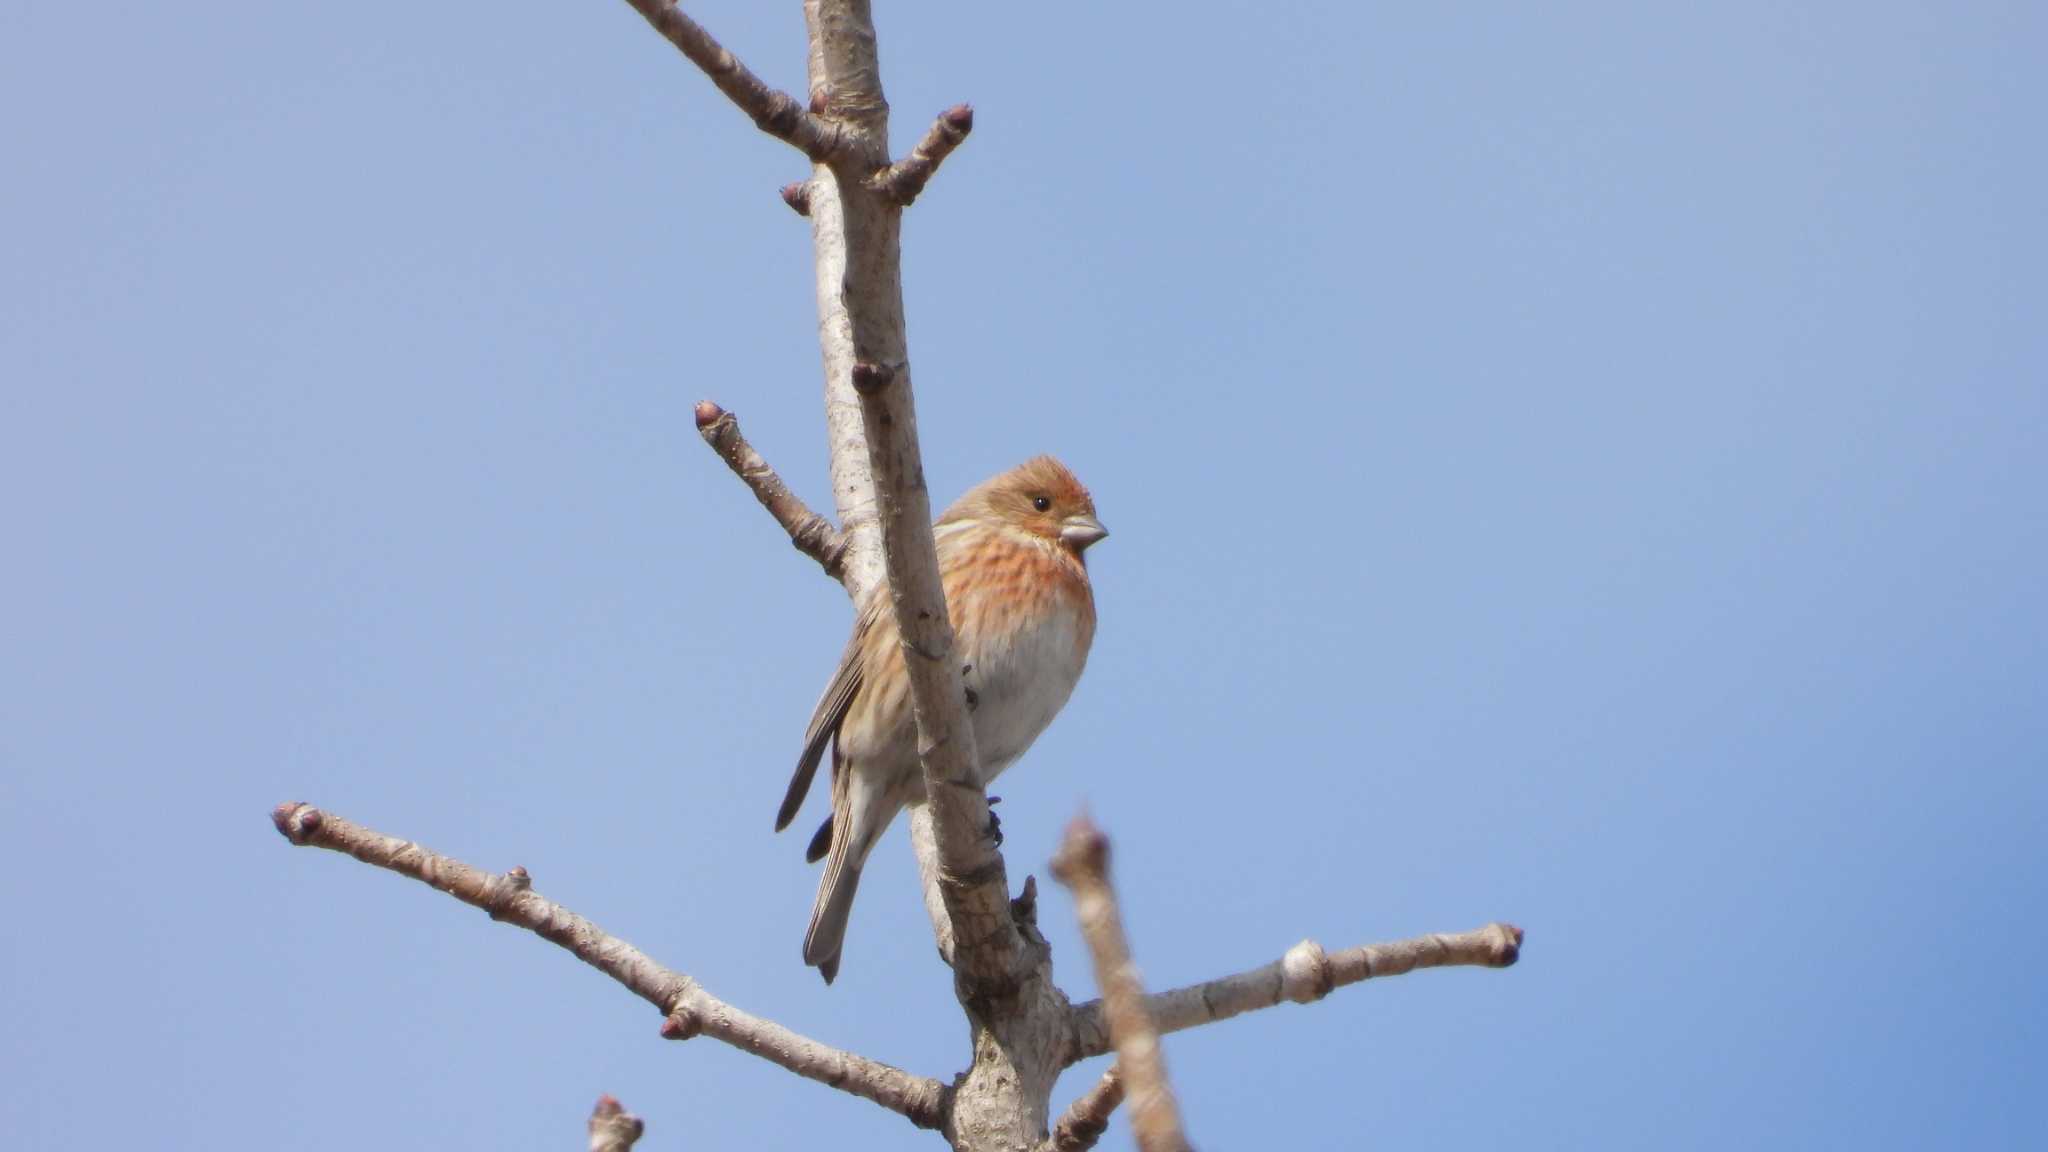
(873, 105, 975, 206)
(264, 5, 1526, 1151)
(785, 0, 1021, 1000)
(796, 0, 889, 602)
(909, 805, 959, 965)
(254, 0, 1536, 1146)
(802, 155, 887, 598)
(1050, 816, 1189, 1152)
(693, 401, 846, 582)
(619, 0, 849, 161)
(587, 1095, 645, 1152)
(271, 802, 948, 1129)
(791, 10, 1076, 1147)
(1067, 922, 1526, 1062)
(848, 363, 1024, 994)
(1042, 1066, 1124, 1152)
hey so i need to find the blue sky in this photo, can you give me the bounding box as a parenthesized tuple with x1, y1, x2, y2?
(3, 1, 2043, 1148)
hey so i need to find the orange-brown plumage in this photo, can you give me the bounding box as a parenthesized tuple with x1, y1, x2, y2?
(777, 456, 1107, 983)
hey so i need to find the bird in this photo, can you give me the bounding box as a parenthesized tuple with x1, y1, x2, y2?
(776, 456, 1107, 984)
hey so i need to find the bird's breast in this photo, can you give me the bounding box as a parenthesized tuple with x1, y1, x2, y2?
(952, 564, 1094, 784)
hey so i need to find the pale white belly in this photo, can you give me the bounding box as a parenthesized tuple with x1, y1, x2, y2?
(961, 603, 1088, 784)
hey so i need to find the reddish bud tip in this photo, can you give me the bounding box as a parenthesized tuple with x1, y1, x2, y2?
(1494, 923, 1524, 966)
(944, 103, 974, 133)
(660, 1012, 701, 1041)
(1050, 812, 1109, 883)
(779, 182, 811, 216)
(808, 91, 827, 115)
(594, 1095, 624, 1116)
(693, 401, 724, 429)
(271, 803, 324, 840)
(271, 803, 322, 841)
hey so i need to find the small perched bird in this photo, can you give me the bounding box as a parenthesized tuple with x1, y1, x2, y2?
(777, 457, 1107, 983)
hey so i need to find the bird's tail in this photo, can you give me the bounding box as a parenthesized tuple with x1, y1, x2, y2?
(803, 822, 863, 985)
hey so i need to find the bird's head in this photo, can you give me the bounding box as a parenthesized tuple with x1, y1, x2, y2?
(944, 456, 1108, 557)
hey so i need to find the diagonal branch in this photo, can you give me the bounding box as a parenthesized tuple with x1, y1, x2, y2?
(694, 401, 846, 583)
(587, 1096, 645, 1152)
(1042, 1066, 1124, 1152)
(1067, 922, 1525, 1063)
(271, 802, 948, 1129)
(619, 0, 849, 161)
(1050, 815, 1189, 1152)
(872, 105, 975, 206)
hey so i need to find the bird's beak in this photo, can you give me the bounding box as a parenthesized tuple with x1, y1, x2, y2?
(1060, 514, 1109, 551)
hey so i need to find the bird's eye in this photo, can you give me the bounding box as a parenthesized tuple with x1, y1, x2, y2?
(1032, 496, 1052, 512)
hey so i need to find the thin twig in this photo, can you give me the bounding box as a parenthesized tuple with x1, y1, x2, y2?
(619, 0, 849, 161)
(1042, 1066, 1124, 1152)
(872, 104, 975, 206)
(271, 803, 947, 1128)
(587, 1096, 645, 1152)
(1067, 922, 1526, 1062)
(1050, 815, 1189, 1152)
(694, 401, 846, 582)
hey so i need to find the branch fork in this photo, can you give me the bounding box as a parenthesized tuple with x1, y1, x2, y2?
(873, 104, 976, 205)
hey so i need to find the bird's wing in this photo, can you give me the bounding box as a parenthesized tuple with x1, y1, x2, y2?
(776, 603, 876, 832)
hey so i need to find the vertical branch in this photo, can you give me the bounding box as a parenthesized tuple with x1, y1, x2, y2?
(910, 806, 958, 965)
(1051, 815, 1191, 1152)
(800, 1, 888, 603)
(796, 7, 1063, 1151)
(801, 160, 885, 601)
(799, 0, 1022, 992)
